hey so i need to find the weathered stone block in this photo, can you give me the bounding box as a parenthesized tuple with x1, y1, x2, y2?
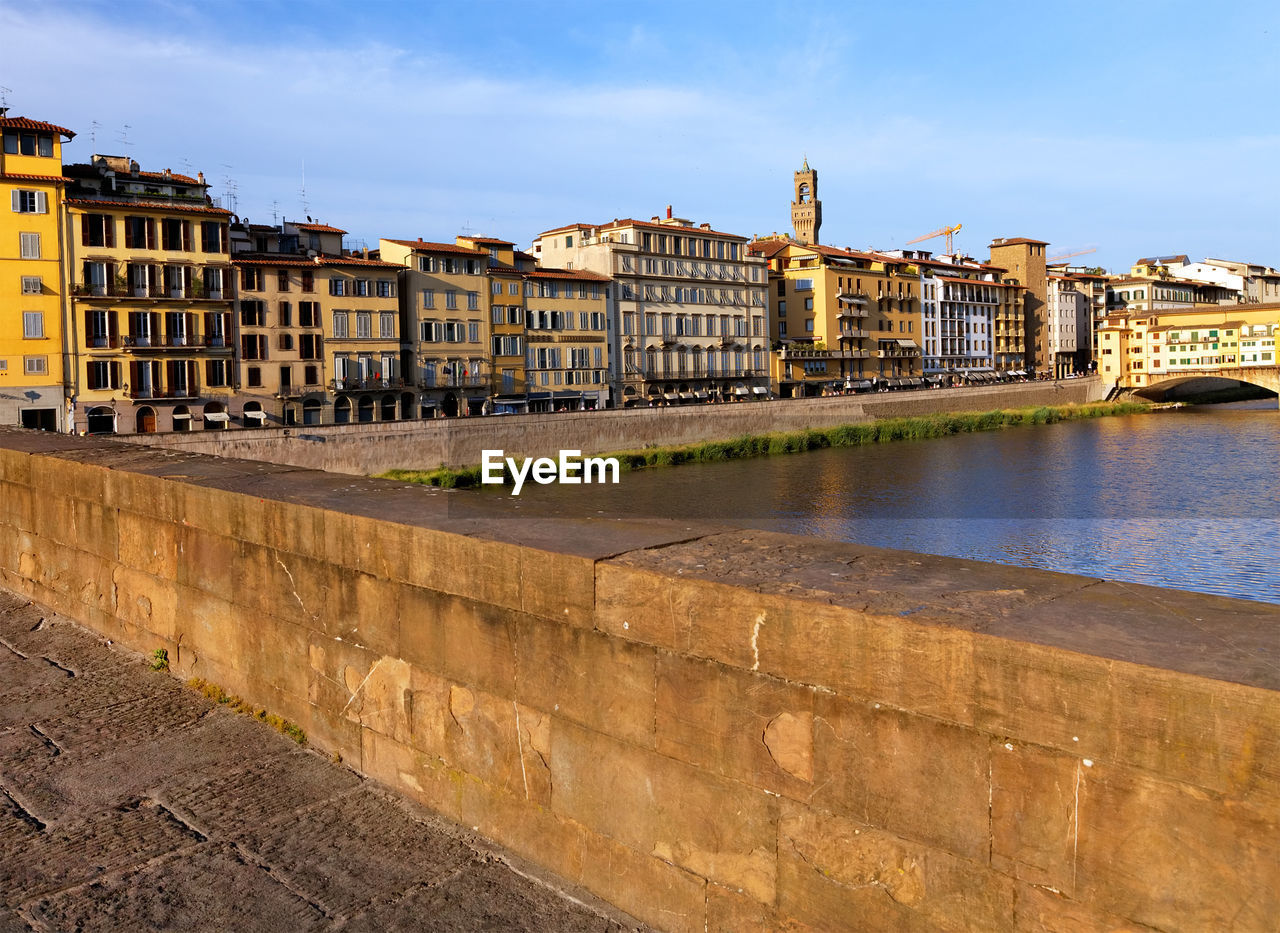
(1011, 882, 1150, 932)
(515, 618, 656, 747)
(777, 801, 1014, 932)
(399, 585, 516, 697)
(811, 693, 989, 860)
(990, 740, 1080, 892)
(550, 719, 777, 901)
(117, 510, 182, 582)
(657, 653, 815, 797)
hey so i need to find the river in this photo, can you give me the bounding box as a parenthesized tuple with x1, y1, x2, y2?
(480, 401, 1280, 604)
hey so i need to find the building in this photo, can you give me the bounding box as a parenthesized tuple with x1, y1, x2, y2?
(379, 237, 492, 417)
(1096, 303, 1280, 390)
(989, 237, 1049, 374)
(231, 220, 405, 426)
(522, 266, 610, 412)
(533, 210, 769, 406)
(791, 160, 821, 246)
(1045, 274, 1092, 377)
(62, 154, 235, 434)
(0, 111, 74, 430)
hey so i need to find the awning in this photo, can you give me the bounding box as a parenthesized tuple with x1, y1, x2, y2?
(527, 392, 552, 400)
(693, 391, 710, 399)
(678, 392, 695, 400)
(203, 411, 230, 422)
(752, 386, 769, 395)
(896, 339, 919, 348)
(243, 410, 266, 420)
(171, 413, 191, 420)
(664, 392, 679, 401)
(733, 387, 749, 396)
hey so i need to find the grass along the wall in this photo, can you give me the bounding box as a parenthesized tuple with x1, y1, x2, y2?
(380, 400, 1152, 489)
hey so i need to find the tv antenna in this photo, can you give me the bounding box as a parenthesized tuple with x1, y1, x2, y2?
(299, 160, 310, 217)
(220, 162, 238, 214)
(0, 86, 11, 110)
(116, 123, 131, 152)
(271, 199, 280, 225)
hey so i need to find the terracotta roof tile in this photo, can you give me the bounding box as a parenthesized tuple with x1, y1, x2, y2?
(134, 170, 200, 185)
(0, 172, 70, 183)
(599, 218, 748, 241)
(65, 197, 231, 216)
(383, 238, 486, 256)
(293, 222, 348, 234)
(460, 236, 514, 245)
(315, 255, 400, 269)
(527, 267, 610, 282)
(0, 116, 75, 139)
(990, 237, 1050, 247)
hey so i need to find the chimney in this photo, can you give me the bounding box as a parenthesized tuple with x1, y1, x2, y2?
(164, 168, 172, 178)
(197, 171, 205, 185)
(666, 205, 672, 219)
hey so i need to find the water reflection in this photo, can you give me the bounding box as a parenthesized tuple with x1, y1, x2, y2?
(474, 404, 1280, 604)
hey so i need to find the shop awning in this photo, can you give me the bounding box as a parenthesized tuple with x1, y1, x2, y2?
(733, 387, 749, 396)
(203, 412, 230, 422)
(752, 386, 769, 395)
(243, 410, 266, 420)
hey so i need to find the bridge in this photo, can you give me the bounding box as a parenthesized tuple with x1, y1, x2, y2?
(1133, 365, 1280, 401)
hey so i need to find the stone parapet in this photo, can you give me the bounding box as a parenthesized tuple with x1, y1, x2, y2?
(0, 424, 1275, 931)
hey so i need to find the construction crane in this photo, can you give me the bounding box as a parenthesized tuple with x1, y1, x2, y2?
(906, 223, 963, 254)
(1046, 246, 1097, 264)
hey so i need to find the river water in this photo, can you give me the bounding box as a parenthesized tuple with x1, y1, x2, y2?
(482, 401, 1280, 604)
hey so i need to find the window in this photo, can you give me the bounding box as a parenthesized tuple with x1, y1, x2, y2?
(446, 290, 457, 309)
(201, 222, 225, 253)
(161, 218, 189, 251)
(240, 334, 267, 360)
(19, 233, 40, 259)
(418, 256, 436, 273)
(467, 291, 479, 310)
(87, 361, 121, 390)
(11, 190, 48, 214)
(422, 289, 435, 309)
(376, 279, 394, 298)
(353, 279, 369, 297)
(332, 311, 350, 338)
(465, 259, 481, 275)
(379, 312, 396, 338)
(278, 301, 292, 326)
(21, 276, 41, 295)
(468, 321, 479, 343)
(277, 269, 290, 291)
(241, 267, 262, 291)
(278, 333, 295, 351)
(301, 271, 314, 292)
(124, 216, 152, 249)
(247, 366, 262, 387)
(23, 356, 47, 375)
(356, 312, 372, 338)
(300, 333, 322, 360)
(795, 278, 814, 291)
(205, 359, 230, 387)
(22, 312, 43, 339)
(329, 278, 346, 296)
(509, 282, 519, 295)
(240, 300, 266, 327)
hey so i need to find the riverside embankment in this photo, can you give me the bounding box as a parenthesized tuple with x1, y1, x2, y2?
(114, 377, 1105, 475)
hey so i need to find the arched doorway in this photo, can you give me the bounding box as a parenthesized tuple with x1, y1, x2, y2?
(172, 405, 191, 432)
(135, 406, 156, 434)
(357, 395, 375, 423)
(442, 392, 459, 417)
(202, 402, 228, 431)
(242, 401, 265, 428)
(380, 394, 397, 421)
(302, 398, 322, 425)
(86, 406, 116, 435)
(334, 397, 352, 424)
(283, 403, 299, 426)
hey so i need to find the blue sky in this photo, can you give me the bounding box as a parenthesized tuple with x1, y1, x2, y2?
(4, 0, 1278, 271)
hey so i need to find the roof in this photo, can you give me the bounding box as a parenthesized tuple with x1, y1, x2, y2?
(382, 238, 485, 256)
(460, 236, 514, 246)
(316, 255, 400, 269)
(0, 172, 69, 183)
(134, 169, 200, 185)
(232, 254, 400, 270)
(990, 237, 1050, 247)
(1135, 255, 1188, 266)
(65, 197, 232, 216)
(293, 222, 348, 234)
(937, 275, 1020, 288)
(598, 217, 748, 241)
(0, 116, 75, 139)
(747, 239, 791, 259)
(535, 223, 594, 238)
(526, 268, 610, 282)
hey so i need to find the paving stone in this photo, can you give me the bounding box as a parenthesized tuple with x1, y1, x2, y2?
(157, 748, 362, 839)
(341, 856, 633, 933)
(0, 798, 201, 909)
(27, 841, 329, 933)
(0, 911, 32, 933)
(234, 786, 478, 919)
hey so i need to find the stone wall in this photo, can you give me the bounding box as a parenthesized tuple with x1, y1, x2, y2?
(0, 424, 1275, 932)
(115, 377, 1106, 475)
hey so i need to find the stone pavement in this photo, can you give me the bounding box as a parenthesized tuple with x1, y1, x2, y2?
(0, 590, 647, 932)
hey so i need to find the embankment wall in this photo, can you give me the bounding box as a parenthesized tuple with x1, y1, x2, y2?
(116, 378, 1105, 474)
(0, 424, 1275, 932)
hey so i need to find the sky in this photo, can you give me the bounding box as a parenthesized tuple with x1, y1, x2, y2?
(3, 0, 1279, 272)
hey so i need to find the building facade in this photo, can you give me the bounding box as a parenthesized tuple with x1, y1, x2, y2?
(989, 237, 1048, 374)
(1, 112, 74, 430)
(534, 212, 769, 405)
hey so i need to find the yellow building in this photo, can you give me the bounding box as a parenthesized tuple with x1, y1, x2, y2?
(0, 112, 74, 430)
(750, 237, 921, 396)
(63, 155, 234, 434)
(230, 219, 404, 426)
(1098, 303, 1280, 390)
(455, 236, 528, 409)
(379, 237, 490, 417)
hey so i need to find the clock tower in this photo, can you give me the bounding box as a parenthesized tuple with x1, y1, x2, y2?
(791, 159, 821, 245)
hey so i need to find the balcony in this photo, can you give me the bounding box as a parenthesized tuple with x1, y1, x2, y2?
(85, 335, 120, 350)
(127, 386, 198, 401)
(123, 334, 204, 350)
(333, 377, 409, 392)
(417, 375, 487, 389)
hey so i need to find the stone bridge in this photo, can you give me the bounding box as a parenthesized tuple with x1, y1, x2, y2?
(1134, 366, 1280, 401)
(0, 426, 1277, 931)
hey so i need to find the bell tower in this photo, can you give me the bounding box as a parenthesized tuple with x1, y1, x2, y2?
(791, 159, 821, 245)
